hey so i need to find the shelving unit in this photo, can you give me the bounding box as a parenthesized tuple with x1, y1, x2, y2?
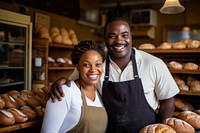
(141, 49, 200, 111)
(48, 42, 75, 84)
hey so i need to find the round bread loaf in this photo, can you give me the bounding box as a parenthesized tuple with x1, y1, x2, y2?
(138, 43, 155, 49)
(168, 61, 183, 70)
(190, 80, 200, 91)
(174, 98, 194, 111)
(8, 108, 28, 123)
(157, 42, 172, 49)
(0, 109, 15, 125)
(172, 42, 187, 49)
(178, 111, 200, 129)
(139, 123, 176, 133)
(163, 117, 195, 133)
(19, 106, 37, 120)
(187, 40, 200, 48)
(183, 63, 199, 70)
(178, 84, 189, 91)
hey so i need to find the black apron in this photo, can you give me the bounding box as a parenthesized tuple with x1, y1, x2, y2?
(102, 50, 156, 133)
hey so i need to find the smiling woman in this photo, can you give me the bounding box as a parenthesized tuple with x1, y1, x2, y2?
(41, 40, 107, 133)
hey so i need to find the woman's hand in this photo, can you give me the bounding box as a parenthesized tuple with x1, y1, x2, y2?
(50, 77, 71, 102)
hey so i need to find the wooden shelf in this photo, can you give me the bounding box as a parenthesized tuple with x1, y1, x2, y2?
(169, 69, 200, 74)
(0, 119, 42, 132)
(49, 43, 74, 49)
(179, 90, 200, 96)
(141, 49, 200, 53)
(49, 66, 75, 70)
(0, 81, 24, 88)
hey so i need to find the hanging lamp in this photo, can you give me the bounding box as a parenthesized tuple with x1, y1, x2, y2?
(160, 0, 185, 14)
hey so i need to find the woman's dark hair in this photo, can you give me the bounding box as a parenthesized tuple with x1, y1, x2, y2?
(103, 17, 130, 36)
(71, 40, 105, 65)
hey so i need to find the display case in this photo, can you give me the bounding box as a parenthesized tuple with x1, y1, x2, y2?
(0, 9, 32, 93)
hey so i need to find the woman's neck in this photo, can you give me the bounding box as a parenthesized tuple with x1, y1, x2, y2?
(75, 80, 96, 101)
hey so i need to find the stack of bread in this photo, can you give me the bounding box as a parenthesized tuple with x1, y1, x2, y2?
(48, 56, 73, 67)
(139, 110, 200, 133)
(0, 87, 49, 126)
(156, 39, 200, 49)
(173, 75, 200, 92)
(49, 27, 78, 45)
(35, 23, 79, 45)
(167, 61, 199, 71)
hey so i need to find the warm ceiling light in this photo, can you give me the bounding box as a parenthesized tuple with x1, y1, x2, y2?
(160, 0, 185, 14)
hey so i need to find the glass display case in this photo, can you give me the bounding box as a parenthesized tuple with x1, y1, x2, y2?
(0, 9, 32, 93)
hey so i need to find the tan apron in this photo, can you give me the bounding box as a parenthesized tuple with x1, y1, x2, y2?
(67, 88, 108, 133)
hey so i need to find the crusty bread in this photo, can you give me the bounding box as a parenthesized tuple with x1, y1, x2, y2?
(163, 117, 195, 133)
(183, 63, 199, 70)
(8, 108, 28, 123)
(34, 106, 45, 118)
(177, 111, 200, 129)
(19, 106, 37, 120)
(0, 109, 15, 125)
(1, 94, 19, 108)
(172, 42, 187, 49)
(174, 98, 194, 111)
(138, 43, 155, 49)
(168, 61, 183, 70)
(139, 123, 176, 133)
(0, 95, 5, 109)
(19, 94, 41, 108)
(157, 42, 172, 49)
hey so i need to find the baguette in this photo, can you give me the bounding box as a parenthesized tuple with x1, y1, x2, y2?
(1, 94, 19, 108)
(0, 95, 5, 109)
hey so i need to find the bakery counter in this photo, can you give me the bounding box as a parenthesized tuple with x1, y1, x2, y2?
(0, 119, 42, 132)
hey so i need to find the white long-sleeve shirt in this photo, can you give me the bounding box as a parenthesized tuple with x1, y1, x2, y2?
(41, 81, 103, 133)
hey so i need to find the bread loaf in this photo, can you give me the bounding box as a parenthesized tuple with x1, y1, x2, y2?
(0, 95, 5, 109)
(19, 106, 37, 120)
(138, 43, 155, 49)
(19, 94, 41, 108)
(0, 109, 15, 125)
(34, 106, 45, 118)
(172, 42, 187, 49)
(1, 94, 19, 108)
(139, 123, 176, 133)
(178, 111, 200, 129)
(174, 98, 194, 111)
(157, 42, 172, 49)
(183, 63, 199, 70)
(163, 117, 195, 133)
(7, 90, 27, 107)
(168, 61, 183, 70)
(8, 108, 28, 123)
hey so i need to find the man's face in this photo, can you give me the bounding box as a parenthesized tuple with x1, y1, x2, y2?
(105, 20, 132, 59)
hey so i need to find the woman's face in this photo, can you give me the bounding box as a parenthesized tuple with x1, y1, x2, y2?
(77, 50, 103, 86)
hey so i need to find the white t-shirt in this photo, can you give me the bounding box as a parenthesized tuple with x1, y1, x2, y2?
(41, 81, 103, 133)
(69, 48, 180, 110)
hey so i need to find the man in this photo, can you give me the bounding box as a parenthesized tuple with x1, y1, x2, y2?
(50, 17, 179, 133)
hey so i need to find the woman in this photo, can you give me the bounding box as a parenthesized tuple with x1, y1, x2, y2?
(41, 40, 107, 133)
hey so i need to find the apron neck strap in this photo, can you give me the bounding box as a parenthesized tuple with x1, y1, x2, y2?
(104, 49, 139, 81)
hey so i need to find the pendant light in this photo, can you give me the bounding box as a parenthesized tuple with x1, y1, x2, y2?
(160, 0, 185, 14)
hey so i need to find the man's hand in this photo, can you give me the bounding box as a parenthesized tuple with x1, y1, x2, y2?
(50, 77, 71, 102)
